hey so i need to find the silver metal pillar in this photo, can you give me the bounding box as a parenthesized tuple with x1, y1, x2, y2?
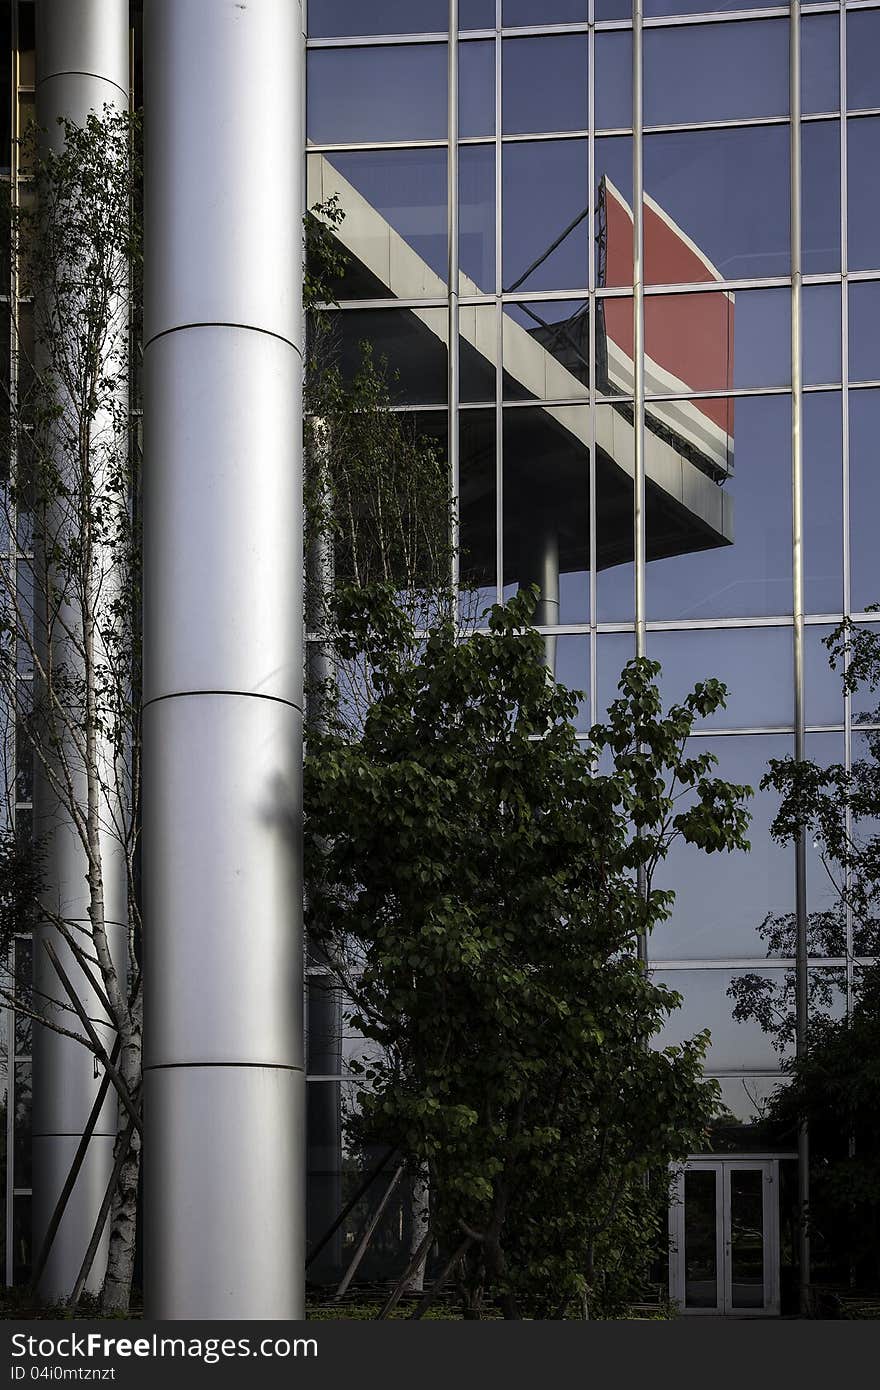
(32, 0, 130, 1304)
(789, 0, 811, 1317)
(142, 0, 305, 1320)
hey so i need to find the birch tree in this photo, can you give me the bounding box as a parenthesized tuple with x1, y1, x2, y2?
(0, 106, 142, 1313)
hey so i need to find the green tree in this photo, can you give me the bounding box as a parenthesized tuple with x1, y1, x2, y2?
(744, 614, 880, 1284)
(729, 615, 880, 1048)
(304, 588, 752, 1318)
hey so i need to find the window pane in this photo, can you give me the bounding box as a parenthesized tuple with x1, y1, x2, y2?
(645, 20, 788, 126)
(729, 1170, 765, 1310)
(596, 401, 635, 622)
(803, 284, 841, 388)
(802, 14, 839, 115)
(0, 1, 9, 171)
(645, 126, 790, 282)
(684, 1170, 718, 1310)
(307, 1, 447, 37)
(849, 390, 880, 615)
(18, 1, 35, 87)
(460, 409, 496, 603)
(13, 1195, 31, 1284)
(646, 0, 778, 14)
(502, 0, 587, 22)
(596, 30, 632, 131)
(307, 45, 447, 143)
(805, 631, 844, 727)
(460, 145, 495, 292)
(803, 120, 840, 275)
(14, 1061, 31, 1187)
(653, 968, 794, 1070)
(461, 0, 495, 27)
(849, 281, 880, 384)
(460, 305, 497, 404)
(14, 936, 32, 1057)
(503, 298, 590, 401)
(597, 633, 637, 717)
(502, 406, 589, 624)
(309, 148, 448, 295)
(717, 1077, 787, 1126)
(645, 395, 792, 622)
(641, 288, 789, 394)
(596, 138, 634, 288)
(553, 636, 590, 731)
(323, 307, 448, 405)
(847, 9, 880, 112)
(803, 392, 843, 618)
(503, 36, 588, 135)
(652, 628, 794, 730)
(460, 39, 494, 138)
(848, 117, 880, 274)
(652, 737, 795, 959)
(503, 139, 589, 292)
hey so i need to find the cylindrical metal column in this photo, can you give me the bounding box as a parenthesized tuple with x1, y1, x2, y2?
(142, 0, 305, 1320)
(32, 0, 130, 1304)
(789, 0, 811, 1317)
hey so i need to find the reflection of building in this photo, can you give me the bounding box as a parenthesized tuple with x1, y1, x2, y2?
(303, 9, 879, 1320)
(2, 2, 880, 1319)
(309, 153, 734, 620)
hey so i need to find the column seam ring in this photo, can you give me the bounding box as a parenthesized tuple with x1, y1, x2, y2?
(142, 690, 304, 716)
(143, 321, 302, 356)
(143, 1062, 306, 1074)
(36, 72, 129, 102)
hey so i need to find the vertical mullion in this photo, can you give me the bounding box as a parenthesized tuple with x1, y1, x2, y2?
(632, 0, 645, 661)
(840, 2, 854, 1019)
(588, 12, 597, 724)
(790, 0, 811, 1320)
(495, 1, 503, 605)
(633, 1, 649, 966)
(449, 2, 460, 599)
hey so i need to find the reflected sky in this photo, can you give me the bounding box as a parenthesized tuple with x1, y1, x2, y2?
(848, 118, 880, 273)
(644, 20, 789, 126)
(503, 36, 588, 135)
(652, 968, 793, 1070)
(307, 1, 448, 37)
(645, 127, 790, 282)
(847, 9, 880, 112)
(650, 628, 794, 728)
(802, 13, 839, 114)
(803, 392, 843, 617)
(308, 45, 447, 143)
(850, 391, 880, 615)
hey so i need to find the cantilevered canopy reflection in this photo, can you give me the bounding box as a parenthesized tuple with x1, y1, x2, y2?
(307, 154, 735, 618)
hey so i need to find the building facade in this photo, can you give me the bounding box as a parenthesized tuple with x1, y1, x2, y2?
(1, 0, 879, 1315)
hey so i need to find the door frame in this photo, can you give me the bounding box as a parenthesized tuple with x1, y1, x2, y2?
(669, 1156, 782, 1317)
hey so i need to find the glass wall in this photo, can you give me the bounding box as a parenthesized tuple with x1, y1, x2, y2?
(0, 0, 34, 1287)
(305, 5, 880, 1274)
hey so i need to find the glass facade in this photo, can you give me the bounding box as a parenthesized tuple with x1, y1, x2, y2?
(305, 0, 880, 1276)
(2, 0, 878, 1298)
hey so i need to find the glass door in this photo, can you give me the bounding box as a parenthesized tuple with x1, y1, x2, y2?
(670, 1159, 780, 1316)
